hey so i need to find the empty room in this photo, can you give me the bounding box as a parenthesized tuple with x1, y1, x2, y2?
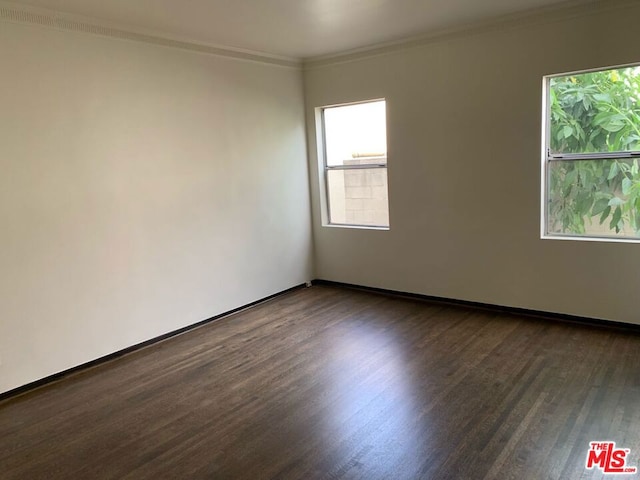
(2, 0, 640, 478)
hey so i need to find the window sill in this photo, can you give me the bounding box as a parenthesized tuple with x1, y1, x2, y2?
(324, 223, 389, 231)
(542, 233, 640, 244)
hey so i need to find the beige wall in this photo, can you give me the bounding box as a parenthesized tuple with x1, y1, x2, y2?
(0, 22, 312, 393)
(4, 0, 640, 396)
(305, 1, 640, 325)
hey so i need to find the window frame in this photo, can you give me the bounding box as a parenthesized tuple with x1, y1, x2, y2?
(541, 63, 640, 243)
(318, 99, 390, 230)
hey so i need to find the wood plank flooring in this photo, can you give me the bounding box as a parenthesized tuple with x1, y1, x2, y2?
(1, 285, 640, 479)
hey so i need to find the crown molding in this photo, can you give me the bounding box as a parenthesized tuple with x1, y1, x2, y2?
(2, 0, 636, 71)
(0, 1, 301, 69)
(303, 0, 637, 70)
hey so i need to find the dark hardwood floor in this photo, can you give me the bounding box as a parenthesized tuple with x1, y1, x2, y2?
(2, 285, 640, 479)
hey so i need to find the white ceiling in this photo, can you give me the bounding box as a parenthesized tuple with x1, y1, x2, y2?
(7, 0, 591, 59)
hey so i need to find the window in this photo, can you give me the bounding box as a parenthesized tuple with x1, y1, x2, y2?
(319, 99, 389, 228)
(543, 64, 640, 241)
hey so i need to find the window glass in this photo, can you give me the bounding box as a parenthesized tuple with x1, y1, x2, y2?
(550, 66, 640, 155)
(544, 65, 640, 240)
(327, 169, 390, 227)
(321, 100, 389, 228)
(324, 101, 387, 167)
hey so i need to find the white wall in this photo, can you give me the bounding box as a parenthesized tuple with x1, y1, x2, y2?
(305, 2, 640, 325)
(0, 21, 312, 393)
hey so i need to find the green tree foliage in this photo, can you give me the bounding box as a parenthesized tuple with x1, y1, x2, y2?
(548, 67, 640, 236)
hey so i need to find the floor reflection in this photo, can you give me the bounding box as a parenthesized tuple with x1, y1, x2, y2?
(317, 319, 430, 478)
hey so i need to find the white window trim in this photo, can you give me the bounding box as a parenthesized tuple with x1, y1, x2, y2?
(317, 99, 390, 230)
(541, 63, 640, 243)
